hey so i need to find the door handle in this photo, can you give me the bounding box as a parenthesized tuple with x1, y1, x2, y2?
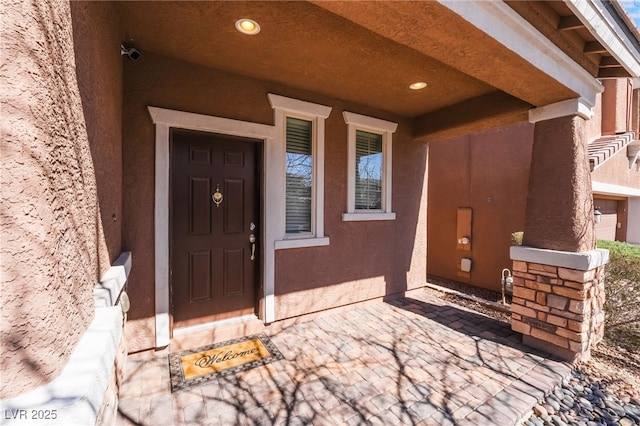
(249, 234, 256, 261)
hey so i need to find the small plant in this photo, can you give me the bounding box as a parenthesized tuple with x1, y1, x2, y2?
(597, 240, 640, 349)
(511, 231, 524, 246)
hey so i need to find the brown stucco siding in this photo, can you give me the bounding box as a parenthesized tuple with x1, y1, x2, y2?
(590, 79, 639, 191)
(591, 146, 640, 190)
(585, 92, 603, 143)
(121, 53, 428, 349)
(0, 0, 107, 397)
(524, 116, 596, 252)
(601, 79, 633, 136)
(274, 117, 427, 320)
(70, 1, 124, 263)
(427, 122, 533, 291)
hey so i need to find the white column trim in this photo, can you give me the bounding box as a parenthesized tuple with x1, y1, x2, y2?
(94, 251, 132, 307)
(529, 98, 594, 123)
(510, 246, 609, 271)
(147, 106, 277, 347)
(0, 307, 124, 426)
(439, 0, 603, 106)
(2, 252, 132, 425)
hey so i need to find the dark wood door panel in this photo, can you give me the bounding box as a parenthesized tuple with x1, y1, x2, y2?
(189, 250, 212, 301)
(224, 178, 245, 234)
(189, 177, 212, 235)
(223, 248, 245, 297)
(171, 130, 259, 325)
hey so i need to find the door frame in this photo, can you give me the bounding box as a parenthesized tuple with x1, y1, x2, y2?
(148, 106, 278, 348)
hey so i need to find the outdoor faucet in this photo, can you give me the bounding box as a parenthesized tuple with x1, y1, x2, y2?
(501, 268, 513, 305)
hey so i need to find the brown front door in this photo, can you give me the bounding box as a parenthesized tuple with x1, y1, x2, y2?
(171, 129, 260, 326)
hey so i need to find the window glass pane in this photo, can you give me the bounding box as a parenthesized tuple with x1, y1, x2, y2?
(355, 130, 382, 210)
(286, 117, 312, 233)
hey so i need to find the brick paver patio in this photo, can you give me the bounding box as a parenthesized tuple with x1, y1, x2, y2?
(116, 290, 571, 425)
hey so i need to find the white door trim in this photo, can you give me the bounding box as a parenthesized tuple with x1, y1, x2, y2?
(147, 106, 277, 348)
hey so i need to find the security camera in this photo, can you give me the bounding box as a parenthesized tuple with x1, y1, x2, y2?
(120, 45, 141, 60)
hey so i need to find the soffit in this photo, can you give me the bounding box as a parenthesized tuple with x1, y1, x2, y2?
(311, 1, 578, 108)
(115, 1, 584, 119)
(116, 1, 494, 118)
(113, 0, 639, 141)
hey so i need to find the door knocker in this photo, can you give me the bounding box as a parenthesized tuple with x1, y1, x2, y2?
(212, 185, 223, 207)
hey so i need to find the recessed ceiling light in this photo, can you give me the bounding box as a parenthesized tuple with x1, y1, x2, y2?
(409, 82, 428, 90)
(235, 19, 261, 35)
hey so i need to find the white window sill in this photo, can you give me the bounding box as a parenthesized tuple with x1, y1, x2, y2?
(342, 212, 396, 221)
(275, 237, 330, 250)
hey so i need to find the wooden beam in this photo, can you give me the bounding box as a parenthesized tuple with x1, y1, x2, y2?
(558, 15, 584, 31)
(584, 41, 607, 54)
(598, 68, 631, 78)
(599, 56, 621, 68)
(595, 53, 629, 77)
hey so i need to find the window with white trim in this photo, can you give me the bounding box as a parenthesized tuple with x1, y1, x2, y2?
(285, 117, 313, 234)
(268, 94, 332, 249)
(343, 111, 397, 221)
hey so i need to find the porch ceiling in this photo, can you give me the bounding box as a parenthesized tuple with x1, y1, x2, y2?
(114, 1, 605, 135)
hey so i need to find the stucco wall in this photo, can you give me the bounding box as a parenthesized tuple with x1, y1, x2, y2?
(427, 122, 533, 291)
(525, 116, 596, 252)
(0, 0, 110, 397)
(586, 80, 638, 189)
(122, 53, 428, 350)
(274, 101, 428, 320)
(585, 92, 603, 143)
(591, 148, 640, 190)
(70, 1, 123, 262)
(601, 79, 633, 136)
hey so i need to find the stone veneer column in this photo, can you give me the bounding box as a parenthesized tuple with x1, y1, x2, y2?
(513, 103, 608, 362)
(510, 247, 608, 362)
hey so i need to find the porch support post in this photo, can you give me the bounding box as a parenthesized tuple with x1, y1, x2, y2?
(510, 101, 609, 362)
(524, 112, 595, 252)
(510, 246, 607, 362)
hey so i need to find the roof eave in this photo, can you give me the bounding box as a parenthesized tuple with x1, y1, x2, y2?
(439, 0, 602, 108)
(565, 0, 640, 78)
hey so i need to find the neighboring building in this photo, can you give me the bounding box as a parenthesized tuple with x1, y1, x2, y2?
(428, 76, 640, 292)
(2, 0, 639, 422)
(590, 79, 640, 243)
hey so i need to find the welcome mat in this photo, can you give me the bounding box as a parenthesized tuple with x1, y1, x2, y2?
(169, 333, 283, 392)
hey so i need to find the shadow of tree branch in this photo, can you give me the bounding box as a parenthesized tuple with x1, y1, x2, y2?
(117, 294, 570, 425)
